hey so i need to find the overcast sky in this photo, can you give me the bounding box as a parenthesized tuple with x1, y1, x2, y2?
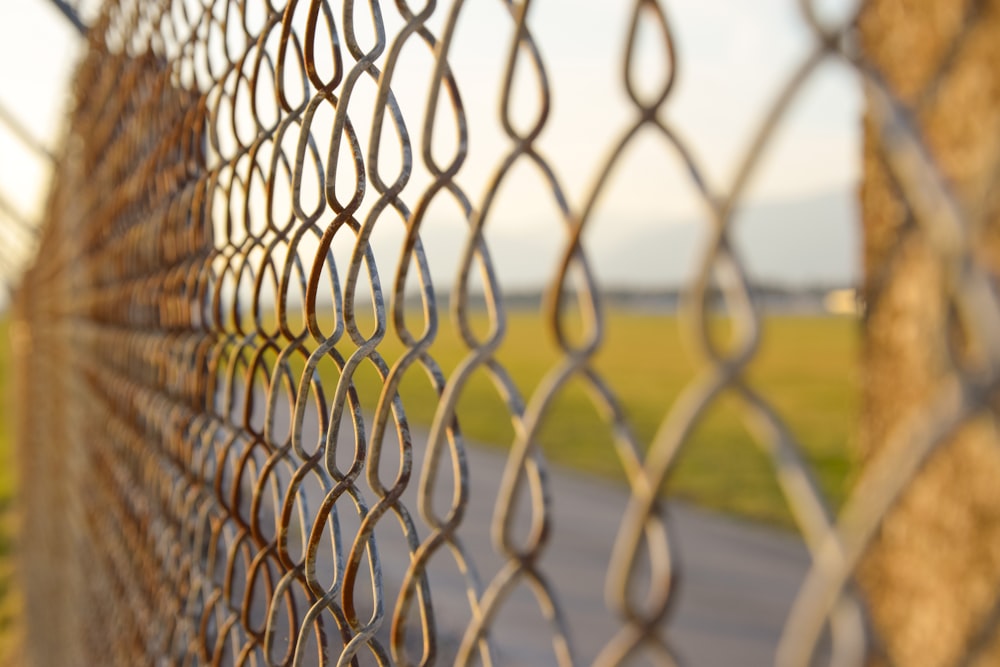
(0, 0, 863, 289)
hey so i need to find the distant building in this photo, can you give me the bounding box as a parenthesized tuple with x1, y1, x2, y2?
(823, 288, 861, 316)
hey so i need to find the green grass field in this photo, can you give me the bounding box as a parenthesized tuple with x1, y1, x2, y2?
(0, 310, 856, 656)
(0, 310, 858, 591)
(282, 310, 860, 526)
(0, 319, 20, 663)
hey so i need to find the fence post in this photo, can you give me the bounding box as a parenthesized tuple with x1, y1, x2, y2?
(858, 1, 1000, 665)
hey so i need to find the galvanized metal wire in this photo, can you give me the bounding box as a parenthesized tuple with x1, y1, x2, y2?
(11, 0, 1000, 665)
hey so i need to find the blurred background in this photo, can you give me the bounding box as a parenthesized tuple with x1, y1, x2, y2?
(0, 0, 863, 292)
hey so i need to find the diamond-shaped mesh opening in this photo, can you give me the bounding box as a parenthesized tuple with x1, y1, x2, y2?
(10, 1, 1000, 666)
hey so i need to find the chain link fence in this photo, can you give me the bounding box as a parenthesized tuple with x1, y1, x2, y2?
(10, 0, 1000, 665)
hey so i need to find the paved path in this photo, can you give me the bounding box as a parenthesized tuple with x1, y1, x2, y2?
(251, 391, 816, 666)
(372, 437, 812, 667)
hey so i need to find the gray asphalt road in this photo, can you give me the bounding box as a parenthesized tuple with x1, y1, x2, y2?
(238, 387, 815, 666)
(364, 434, 811, 667)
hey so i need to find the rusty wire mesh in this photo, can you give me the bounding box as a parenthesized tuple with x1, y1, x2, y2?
(11, 0, 1000, 665)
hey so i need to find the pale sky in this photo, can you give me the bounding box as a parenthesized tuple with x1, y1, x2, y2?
(0, 0, 863, 289)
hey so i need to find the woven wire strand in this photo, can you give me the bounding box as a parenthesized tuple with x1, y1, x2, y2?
(12, 0, 1000, 665)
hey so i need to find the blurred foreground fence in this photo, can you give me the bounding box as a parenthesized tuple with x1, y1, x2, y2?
(11, 0, 1000, 665)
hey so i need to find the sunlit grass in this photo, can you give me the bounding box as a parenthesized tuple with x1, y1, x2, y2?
(0, 318, 21, 663)
(266, 307, 860, 527)
(0, 308, 858, 667)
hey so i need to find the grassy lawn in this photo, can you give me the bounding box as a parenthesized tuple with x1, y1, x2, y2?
(270, 309, 859, 527)
(0, 309, 856, 659)
(0, 318, 20, 663)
